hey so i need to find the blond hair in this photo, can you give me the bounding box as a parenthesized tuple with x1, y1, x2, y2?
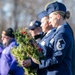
(53, 11, 70, 19)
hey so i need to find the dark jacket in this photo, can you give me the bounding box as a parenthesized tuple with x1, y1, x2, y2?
(39, 23, 74, 75)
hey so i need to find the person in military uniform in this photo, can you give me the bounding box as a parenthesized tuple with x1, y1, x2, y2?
(28, 20, 43, 43)
(22, 10, 56, 75)
(37, 10, 56, 75)
(0, 28, 24, 75)
(38, 1, 74, 75)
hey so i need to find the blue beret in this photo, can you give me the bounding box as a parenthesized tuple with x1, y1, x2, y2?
(38, 11, 48, 19)
(28, 20, 41, 30)
(45, 1, 66, 14)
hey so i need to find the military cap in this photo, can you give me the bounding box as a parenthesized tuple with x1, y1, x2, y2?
(38, 10, 48, 19)
(28, 20, 41, 30)
(45, 1, 66, 14)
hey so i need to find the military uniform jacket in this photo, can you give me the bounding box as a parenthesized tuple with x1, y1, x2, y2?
(39, 23, 74, 75)
(31, 28, 56, 75)
(39, 28, 56, 57)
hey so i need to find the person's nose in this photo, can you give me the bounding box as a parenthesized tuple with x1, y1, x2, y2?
(49, 20, 51, 26)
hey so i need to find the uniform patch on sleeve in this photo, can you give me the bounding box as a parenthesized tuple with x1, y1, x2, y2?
(56, 39, 66, 50)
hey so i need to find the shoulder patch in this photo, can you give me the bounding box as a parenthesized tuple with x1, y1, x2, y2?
(56, 39, 66, 50)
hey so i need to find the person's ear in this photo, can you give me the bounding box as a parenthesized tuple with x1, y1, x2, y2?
(57, 14, 61, 20)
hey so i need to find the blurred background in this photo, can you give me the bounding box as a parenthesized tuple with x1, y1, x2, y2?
(0, 0, 75, 37)
(0, 0, 75, 75)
